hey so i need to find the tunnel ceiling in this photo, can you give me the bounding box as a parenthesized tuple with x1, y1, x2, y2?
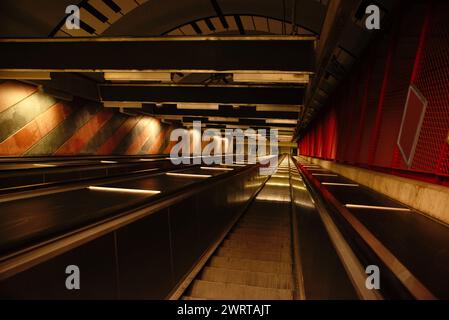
(0, 0, 400, 142)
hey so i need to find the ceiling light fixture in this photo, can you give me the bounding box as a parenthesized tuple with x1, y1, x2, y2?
(233, 73, 309, 84)
(177, 103, 219, 110)
(104, 72, 171, 82)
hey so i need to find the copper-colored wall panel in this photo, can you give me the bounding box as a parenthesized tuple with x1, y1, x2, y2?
(0, 81, 175, 156)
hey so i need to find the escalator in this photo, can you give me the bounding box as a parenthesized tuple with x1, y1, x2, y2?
(182, 157, 298, 299)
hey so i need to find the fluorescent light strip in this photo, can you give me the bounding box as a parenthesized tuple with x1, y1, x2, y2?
(88, 186, 160, 195)
(233, 73, 309, 84)
(200, 167, 234, 171)
(0, 71, 51, 80)
(104, 72, 171, 82)
(266, 182, 290, 187)
(100, 160, 118, 164)
(166, 172, 212, 178)
(322, 182, 359, 187)
(265, 119, 298, 125)
(139, 158, 160, 162)
(177, 103, 219, 110)
(256, 105, 301, 112)
(104, 101, 143, 108)
(208, 116, 239, 122)
(32, 163, 56, 167)
(345, 204, 411, 212)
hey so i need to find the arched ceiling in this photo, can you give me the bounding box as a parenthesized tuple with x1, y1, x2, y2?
(0, 0, 401, 140)
(0, 0, 327, 38)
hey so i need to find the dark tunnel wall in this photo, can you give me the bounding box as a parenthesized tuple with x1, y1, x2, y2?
(298, 1, 449, 185)
(0, 80, 176, 156)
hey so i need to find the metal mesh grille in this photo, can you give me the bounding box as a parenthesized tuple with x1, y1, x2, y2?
(409, 3, 449, 175)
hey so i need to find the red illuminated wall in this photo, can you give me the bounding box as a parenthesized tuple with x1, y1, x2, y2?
(298, 1, 449, 185)
(0, 80, 176, 156)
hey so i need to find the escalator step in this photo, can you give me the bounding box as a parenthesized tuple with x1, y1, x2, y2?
(216, 247, 292, 263)
(222, 239, 290, 252)
(209, 256, 292, 274)
(188, 280, 293, 300)
(200, 266, 294, 289)
(227, 233, 291, 245)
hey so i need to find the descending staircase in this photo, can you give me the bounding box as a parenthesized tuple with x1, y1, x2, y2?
(183, 158, 296, 300)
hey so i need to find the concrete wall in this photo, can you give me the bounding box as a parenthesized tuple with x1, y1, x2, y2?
(302, 156, 449, 225)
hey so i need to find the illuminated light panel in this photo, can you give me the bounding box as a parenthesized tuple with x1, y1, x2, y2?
(208, 117, 239, 122)
(104, 72, 171, 82)
(312, 173, 338, 177)
(266, 182, 290, 187)
(32, 163, 56, 167)
(265, 119, 297, 125)
(100, 160, 118, 164)
(256, 105, 301, 112)
(139, 158, 160, 162)
(200, 167, 234, 171)
(322, 182, 359, 187)
(103, 101, 143, 108)
(233, 72, 309, 84)
(344, 204, 411, 212)
(256, 195, 290, 202)
(88, 186, 161, 195)
(137, 168, 160, 173)
(166, 172, 212, 178)
(177, 103, 219, 110)
(0, 71, 51, 80)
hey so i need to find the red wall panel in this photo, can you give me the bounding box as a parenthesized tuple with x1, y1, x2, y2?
(298, 1, 449, 185)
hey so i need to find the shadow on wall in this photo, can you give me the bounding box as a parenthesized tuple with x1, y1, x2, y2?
(0, 80, 175, 156)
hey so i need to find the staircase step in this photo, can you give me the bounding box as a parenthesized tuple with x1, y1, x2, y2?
(232, 226, 290, 238)
(216, 247, 292, 263)
(188, 280, 293, 300)
(231, 230, 291, 241)
(238, 221, 290, 229)
(200, 267, 293, 290)
(209, 256, 292, 275)
(227, 233, 291, 245)
(241, 216, 290, 223)
(222, 239, 290, 252)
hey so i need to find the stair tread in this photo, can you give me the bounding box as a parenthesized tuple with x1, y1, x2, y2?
(232, 226, 290, 237)
(230, 230, 291, 241)
(200, 266, 293, 289)
(217, 247, 292, 263)
(228, 233, 291, 245)
(209, 256, 292, 274)
(222, 239, 290, 251)
(188, 280, 293, 300)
